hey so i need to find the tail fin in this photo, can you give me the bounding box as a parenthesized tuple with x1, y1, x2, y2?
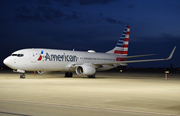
(106, 25, 130, 56)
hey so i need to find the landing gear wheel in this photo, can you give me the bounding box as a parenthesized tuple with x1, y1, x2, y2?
(88, 74, 96, 78)
(65, 72, 73, 77)
(20, 74, 25, 79)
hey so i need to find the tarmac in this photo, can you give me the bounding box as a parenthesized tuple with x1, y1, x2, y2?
(0, 71, 180, 116)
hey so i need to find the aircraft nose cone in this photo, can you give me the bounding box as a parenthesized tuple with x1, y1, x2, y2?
(3, 57, 10, 66)
(3, 58, 7, 65)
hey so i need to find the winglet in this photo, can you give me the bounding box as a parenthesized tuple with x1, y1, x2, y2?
(166, 46, 176, 60)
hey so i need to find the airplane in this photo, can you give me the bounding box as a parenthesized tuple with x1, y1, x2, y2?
(3, 26, 176, 78)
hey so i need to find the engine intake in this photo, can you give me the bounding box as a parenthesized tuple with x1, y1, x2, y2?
(76, 65, 96, 75)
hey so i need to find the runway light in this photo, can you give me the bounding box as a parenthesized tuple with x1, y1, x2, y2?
(165, 71, 169, 80)
(165, 71, 169, 74)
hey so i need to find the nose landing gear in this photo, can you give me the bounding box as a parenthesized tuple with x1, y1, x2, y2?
(13, 69, 26, 79)
(20, 73, 26, 79)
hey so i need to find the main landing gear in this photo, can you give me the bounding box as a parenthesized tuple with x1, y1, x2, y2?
(87, 74, 96, 78)
(20, 73, 26, 79)
(65, 72, 96, 78)
(65, 72, 73, 77)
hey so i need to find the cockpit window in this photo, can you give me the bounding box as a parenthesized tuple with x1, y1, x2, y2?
(11, 54, 24, 57)
(12, 54, 17, 56)
(17, 54, 24, 57)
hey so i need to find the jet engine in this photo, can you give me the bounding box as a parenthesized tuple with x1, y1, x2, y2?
(76, 65, 96, 75)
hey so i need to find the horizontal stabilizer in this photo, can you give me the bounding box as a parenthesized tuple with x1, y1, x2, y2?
(123, 54, 156, 59)
(94, 46, 176, 66)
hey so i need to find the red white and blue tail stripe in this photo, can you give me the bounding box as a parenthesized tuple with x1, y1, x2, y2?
(106, 26, 130, 57)
(114, 25, 130, 55)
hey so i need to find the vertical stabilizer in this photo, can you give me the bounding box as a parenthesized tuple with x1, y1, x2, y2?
(106, 25, 130, 56)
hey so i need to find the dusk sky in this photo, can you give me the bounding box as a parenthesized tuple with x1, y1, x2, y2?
(0, 0, 180, 68)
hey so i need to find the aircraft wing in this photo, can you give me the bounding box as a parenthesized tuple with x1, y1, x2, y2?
(94, 46, 176, 66)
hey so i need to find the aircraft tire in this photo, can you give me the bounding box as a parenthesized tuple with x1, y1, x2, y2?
(88, 74, 96, 78)
(20, 74, 25, 79)
(65, 72, 73, 77)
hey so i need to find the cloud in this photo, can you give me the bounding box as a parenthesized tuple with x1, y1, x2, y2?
(37, 6, 64, 21)
(0, 0, 72, 6)
(105, 17, 122, 24)
(52, 0, 73, 7)
(36, 0, 117, 7)
(78, 0, 117, 5)
(161, 33, 172, 39)
(64, 12, 88, 24)
(0, 0, 124, 24)
(160, 33, 180, 41)
(19, 6, 31, 14)
(14, 6, 88, 23)
(14, 6, 83, 23)
(37, 0, 52, 5)
(0, 0, 51, 5)
(132, 33, 180, 43)
(14, 8, 43, 22)
(13, 5, 124, 24)
(14, 6, 65, 23)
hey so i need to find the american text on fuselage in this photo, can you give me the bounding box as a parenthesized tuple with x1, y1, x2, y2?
(45, 53, 77, 62)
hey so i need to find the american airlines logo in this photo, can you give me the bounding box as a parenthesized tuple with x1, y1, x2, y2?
(45, 53, 77, 62)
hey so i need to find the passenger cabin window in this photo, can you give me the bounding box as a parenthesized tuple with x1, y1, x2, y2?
(11, 54, 24, 57)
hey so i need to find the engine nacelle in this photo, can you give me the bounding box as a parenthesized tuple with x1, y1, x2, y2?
(37, 71, 55, 74)
(76, 65, 96, 75)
